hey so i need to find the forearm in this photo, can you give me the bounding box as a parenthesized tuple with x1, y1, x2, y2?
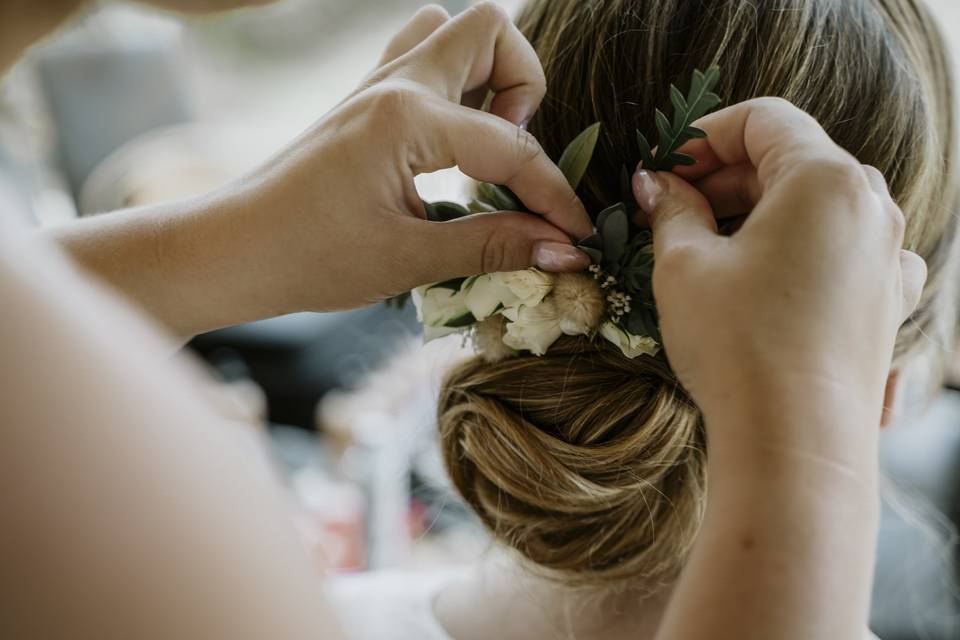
(1, 228, 343, 640)
(46, 181, 303, 337)
(657, 382, 881, 640)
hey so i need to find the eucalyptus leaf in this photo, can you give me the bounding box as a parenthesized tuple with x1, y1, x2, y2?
(427, 277, 467, 292)
(477, 182, 522, 211)
(600, 206, 629, 264)
(646, 65, 723, 171)
(636, 131, 656, 170)
(558, 122, 601, 189)
(468, 198, 497, 214)
(444, 311, 478, 328)
(425, 200, 471, 222)
(576, 230, 604, 265)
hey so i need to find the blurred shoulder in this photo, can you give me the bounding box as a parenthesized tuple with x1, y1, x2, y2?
(325, 566, 472, 640)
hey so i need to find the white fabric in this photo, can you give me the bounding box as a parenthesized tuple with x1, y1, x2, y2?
(326, 568, 469, 640)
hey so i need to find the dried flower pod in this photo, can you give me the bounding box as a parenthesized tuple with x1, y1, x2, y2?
(552, 273, 605, 335)
(473, 315, 513, 363)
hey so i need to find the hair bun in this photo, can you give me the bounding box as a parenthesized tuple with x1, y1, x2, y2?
(438, 336, 706, 588)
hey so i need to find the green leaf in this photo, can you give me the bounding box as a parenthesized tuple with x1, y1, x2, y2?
(654, 109, 672, 147)
(579, 245, 603, 264)
(558, 122, 601, 189)
(636, 131, 656, 170)
(600, 205, 629, 264)
(670, 85, 688, 119)
(385, 292, 412, 309)
(644, 66, 723, 171)
(477, 182, 521, 211)
(427, 277, 467, 292)
(663, 152, 697, 170)
(424, 200, 471, 222)
(444, 311, 478, 328)
(467, 199, 497, 213)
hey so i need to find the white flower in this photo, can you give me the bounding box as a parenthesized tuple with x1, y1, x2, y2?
(462, 269, 555, 321)
(500, 269, 554, 307)
(599, 322, 660, 359)
(462, 274, 515, 321)
(501, 299, 564, 356)
(412, 285, 471, 341)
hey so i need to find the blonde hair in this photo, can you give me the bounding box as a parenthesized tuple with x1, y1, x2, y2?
(439, 0, 959, 588)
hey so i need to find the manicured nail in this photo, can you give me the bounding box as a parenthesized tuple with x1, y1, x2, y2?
(533, 241, 590, 272)
(633, 168, 665, 213)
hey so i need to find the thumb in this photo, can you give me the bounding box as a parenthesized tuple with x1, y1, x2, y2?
(405, 212, 590, 285)
(633, 169, 719, 261)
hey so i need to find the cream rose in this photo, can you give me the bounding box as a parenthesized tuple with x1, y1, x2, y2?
(412, 285, 471, 341)
(599, 322, 660, 358)
(501, 299, 564, 356)
(462, 269, 555, 322)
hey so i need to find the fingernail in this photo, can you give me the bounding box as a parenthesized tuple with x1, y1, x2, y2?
(533, 242, 590, 272)
(633, 168, 665, 213)
(518, 118, 531, 131)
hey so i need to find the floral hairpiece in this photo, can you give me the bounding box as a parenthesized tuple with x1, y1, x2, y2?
(396, 67, 722, 362)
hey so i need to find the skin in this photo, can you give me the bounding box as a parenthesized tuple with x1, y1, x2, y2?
(39, 3, 594, 338)
(0, 2, 925, 640)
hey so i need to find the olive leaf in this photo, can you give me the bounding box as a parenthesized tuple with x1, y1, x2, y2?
(558, 122, 601, 189)
(444, 311, 478, 328)
(477, 182, 522, 211)
(427, 277, 468, 292)
(637, 65, 721, 171)
(424, 200, 471, 222)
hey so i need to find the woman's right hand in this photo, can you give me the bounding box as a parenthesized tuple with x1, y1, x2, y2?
(632, 97, 926, 435)
(634, 97, 926, 640)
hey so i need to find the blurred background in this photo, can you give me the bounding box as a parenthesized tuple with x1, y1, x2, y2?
(1, 1, 959, 638)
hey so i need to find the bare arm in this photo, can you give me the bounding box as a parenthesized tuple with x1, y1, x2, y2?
(47, 3, 593, 339)
(0, 224, 345, 640)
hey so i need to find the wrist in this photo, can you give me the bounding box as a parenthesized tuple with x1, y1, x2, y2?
(701, 370, 882, 481)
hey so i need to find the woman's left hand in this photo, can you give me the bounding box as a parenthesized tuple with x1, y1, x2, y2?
(52, 3, 591, 335)
(235, 3, 592, 312)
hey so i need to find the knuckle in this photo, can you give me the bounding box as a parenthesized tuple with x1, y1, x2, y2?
(886, 201, 907, 241)
(656, 241, 701, 276)
(416, 4, 450, 29)
(366, 82, 419, 123)
(513, 127, 544, 167)
(862, 164, 885, 186)
(471, 1, 510, 26)
(786, 157, 871, 196)
(752, 96, 794, 112)
(480, 229, 508, 273)
(479, 226, 522, 273)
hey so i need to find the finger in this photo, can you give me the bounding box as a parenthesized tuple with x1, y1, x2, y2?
(667, 98, 849, 190)
(421, 100, 593, 240)
(861, 165, 891, 197)
(402, 212, 590, 285)
(634, 169, 719, 263)
(390, 1, 545, 125)
(900, 250, 927, 324)
(377, 5, 450, 67)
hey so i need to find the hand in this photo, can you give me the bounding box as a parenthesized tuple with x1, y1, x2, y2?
(232, 3, 592, 312)
(632, 98, 926, 431)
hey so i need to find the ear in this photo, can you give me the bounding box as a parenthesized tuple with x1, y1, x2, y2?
(880, 371, 901, 428)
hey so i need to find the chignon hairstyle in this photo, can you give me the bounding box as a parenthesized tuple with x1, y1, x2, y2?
(438, 0, 959, 588)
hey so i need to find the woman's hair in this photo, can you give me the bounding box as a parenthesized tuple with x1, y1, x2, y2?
(439, 0, 959, 588)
